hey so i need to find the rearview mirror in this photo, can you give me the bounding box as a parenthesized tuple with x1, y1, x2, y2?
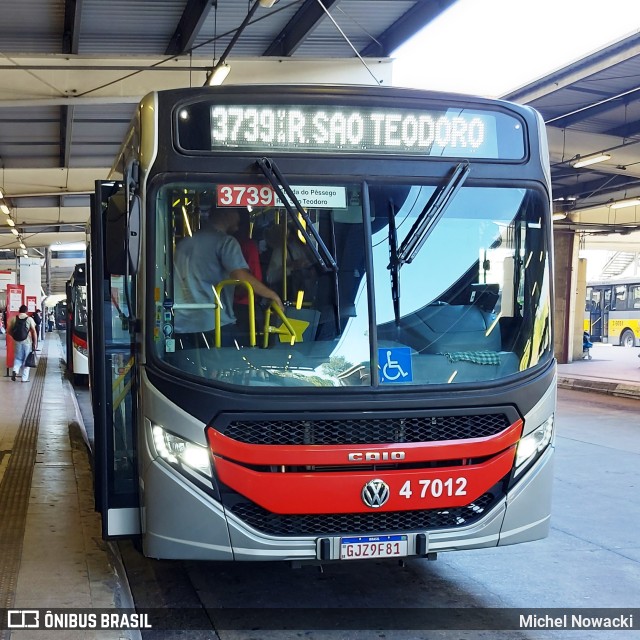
(128, 195, 141, 275)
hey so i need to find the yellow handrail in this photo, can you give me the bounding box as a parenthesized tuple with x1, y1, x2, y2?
(263, 301, 298, 348)
(214, 280, 256, 348)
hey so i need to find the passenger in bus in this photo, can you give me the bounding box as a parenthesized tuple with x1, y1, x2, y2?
(265, 223, 318, 303)
(174, 208, 283, 349)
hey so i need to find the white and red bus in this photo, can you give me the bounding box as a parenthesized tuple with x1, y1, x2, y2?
(65, 263, 89, 384)
(89, 85, 555, 562)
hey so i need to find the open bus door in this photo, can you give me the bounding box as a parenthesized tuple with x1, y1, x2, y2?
(601, 288, 612, 341)
(89, 181, 140, 538)
(65, 278, 73, 376)
(588, 287, 605, 342)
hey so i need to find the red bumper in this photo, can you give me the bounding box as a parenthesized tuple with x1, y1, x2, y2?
(206, 420, 521, 515)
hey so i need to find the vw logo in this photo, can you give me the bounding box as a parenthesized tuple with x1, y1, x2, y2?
(361, 479, 390, 508)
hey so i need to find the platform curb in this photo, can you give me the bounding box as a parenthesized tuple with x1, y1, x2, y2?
(557, 376, 640, 400)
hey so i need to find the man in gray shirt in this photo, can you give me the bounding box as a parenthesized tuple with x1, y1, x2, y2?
(174, 208, 282, 348)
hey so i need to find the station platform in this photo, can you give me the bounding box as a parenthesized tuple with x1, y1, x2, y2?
(0, 332, 135, 640)
(557, 342, 640, 399)
(0, 331, 638, 638)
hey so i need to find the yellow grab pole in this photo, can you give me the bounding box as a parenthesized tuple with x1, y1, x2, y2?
(213, 280, 256, 347)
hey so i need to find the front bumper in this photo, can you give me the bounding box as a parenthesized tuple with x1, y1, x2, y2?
(142, 441, 554, 561)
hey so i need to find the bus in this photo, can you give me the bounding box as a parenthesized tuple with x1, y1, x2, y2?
(585, 277, 640, 347)
(89, 85, 555, 562)
(65, 263, 89, 384)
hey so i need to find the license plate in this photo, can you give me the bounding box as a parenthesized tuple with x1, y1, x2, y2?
(340, 534, 408, 560)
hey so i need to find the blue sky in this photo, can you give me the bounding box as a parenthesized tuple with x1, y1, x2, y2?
(392, 0, 640, 97)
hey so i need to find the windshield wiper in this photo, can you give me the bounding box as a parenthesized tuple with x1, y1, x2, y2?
(395, 161, 470, 267)
(387, 199, 401, 325)
(256, 157, 338, 273)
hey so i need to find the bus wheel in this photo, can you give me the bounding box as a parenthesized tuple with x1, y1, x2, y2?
(620, 329, 636, 348)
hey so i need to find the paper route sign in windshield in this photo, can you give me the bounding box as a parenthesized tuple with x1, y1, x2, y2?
(217, 184, 346, 209)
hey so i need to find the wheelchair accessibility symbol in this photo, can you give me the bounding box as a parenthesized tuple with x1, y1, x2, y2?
(378, 347, 413, 384)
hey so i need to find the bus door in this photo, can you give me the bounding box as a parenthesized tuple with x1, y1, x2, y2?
(90, 181, 140, 538)
(588, 288, 604, 341)
(601, 288, 612, 341)
(65, 279, 72, 372)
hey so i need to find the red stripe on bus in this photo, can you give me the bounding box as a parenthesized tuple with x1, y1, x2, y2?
(214, 448, 515, 514)
(72, 334, 87, 349)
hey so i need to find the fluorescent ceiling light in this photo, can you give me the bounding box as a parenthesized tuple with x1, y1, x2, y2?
(571, 153, 611, 168)
(552, 212, 567, 221)
(207, 64, 231, 86)
(50, 242, 86, 251)
(6, 218, 15, 226)
(610, 198, 640, 209)
(1, 204, 9, 215)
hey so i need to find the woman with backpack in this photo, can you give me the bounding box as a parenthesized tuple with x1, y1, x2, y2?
(8, 304, 38, 382)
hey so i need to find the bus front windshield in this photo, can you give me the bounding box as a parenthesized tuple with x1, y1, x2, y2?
(152, 179, 552, 388)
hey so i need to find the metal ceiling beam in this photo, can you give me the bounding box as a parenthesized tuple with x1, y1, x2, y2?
(504, 32, 640, 104)
(263, 0, 341, 57)
(59, 105, 74, 168)
(546, 85, 640, 128)
(603, 120, 640, 140)
(552, 173, 640, 203)
(165, 0, 215, 56)
(62, 0, 84, 54)
(360, 0, 458, 57)
(0, 223, 85, 232)
(62, 0, 84, 180)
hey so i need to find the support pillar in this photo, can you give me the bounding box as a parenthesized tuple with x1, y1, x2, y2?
(45, 248, 51, 296)
(572, 258, 587, 361)
(553, 228, 580, 363)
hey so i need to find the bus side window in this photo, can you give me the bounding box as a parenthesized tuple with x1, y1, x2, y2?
(614, 285, 627, 311)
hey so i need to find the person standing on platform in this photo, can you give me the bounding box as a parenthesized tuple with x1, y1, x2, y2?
(32, 308, 43, 344)
(8, 304, 38, 382)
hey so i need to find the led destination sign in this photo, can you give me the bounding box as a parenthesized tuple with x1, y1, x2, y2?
(198, 104, 525, 159)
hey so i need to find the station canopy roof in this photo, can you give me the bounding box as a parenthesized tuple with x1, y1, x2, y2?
(1, 0, 640, 292)
(0, 0, 460, 293)
(504, 32, 640, 244)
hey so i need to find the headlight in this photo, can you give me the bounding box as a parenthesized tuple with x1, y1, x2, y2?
(152, 425, 212, 477)
(515, 415, 554, 470)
